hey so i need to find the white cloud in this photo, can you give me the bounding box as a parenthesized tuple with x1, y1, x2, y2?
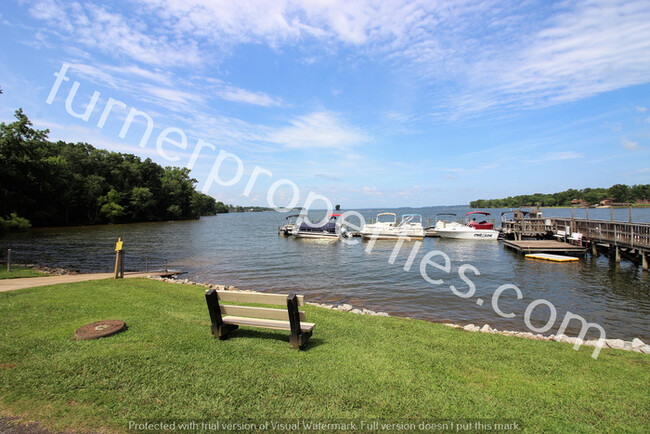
(265, 111, 370, 149)
(64, 62, 202, 110)
(621, 136, 640, 150)
(362, 186, 382, 196)
(217, 86, 282, 107)
(450, 0, 650, 114)
(26, 0, 650, 117)
(637, 106, 647, 113)
(28, 0, 201, 66)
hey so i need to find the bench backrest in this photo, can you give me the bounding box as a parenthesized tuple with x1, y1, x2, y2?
(216, 290, 306, 321)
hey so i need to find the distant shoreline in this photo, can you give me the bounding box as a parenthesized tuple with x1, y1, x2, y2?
(473, 204, 650, 209)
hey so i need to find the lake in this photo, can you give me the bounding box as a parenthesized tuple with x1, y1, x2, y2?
(2, 205, 649, 342)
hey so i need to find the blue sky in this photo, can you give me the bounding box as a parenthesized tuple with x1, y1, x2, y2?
(1, 0, 649, 207)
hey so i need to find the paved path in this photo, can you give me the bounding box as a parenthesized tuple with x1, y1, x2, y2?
(0, 272, 161, 293)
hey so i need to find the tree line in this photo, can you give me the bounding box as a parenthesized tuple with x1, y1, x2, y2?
(469, 184, 650, 208)
(0, 109, 229, 230)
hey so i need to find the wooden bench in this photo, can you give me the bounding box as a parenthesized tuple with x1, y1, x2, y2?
(204, 289, 315, 349)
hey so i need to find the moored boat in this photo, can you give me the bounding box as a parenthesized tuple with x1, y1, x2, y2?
(360, 213, 425, 240)
(436, 211, 499, 240)
(278, 214, 300, 236)
(293, 213, 347, 240)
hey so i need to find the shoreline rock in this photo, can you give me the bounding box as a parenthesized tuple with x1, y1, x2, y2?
(22, 264, 80, 275)
(150, 276, 649, 355)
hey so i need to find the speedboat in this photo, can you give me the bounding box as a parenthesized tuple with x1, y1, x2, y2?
(293, 214, 347, 240)
(433, 213, 461, 230)
(360, 213, 425, 240)
(436, 211, 499, 240)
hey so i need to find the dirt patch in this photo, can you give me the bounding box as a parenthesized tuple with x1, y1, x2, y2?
(0, 415, 52, 434)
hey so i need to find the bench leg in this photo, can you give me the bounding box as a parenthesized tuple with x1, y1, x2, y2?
(287, 294, 311, 349)
(289, 329, 312, 349)
(213, 323, 239, 340)
(205, 289, 239, 340)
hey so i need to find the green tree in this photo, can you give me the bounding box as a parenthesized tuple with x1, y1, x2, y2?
(99, 189, 126, 223)
(608, 184, 630, 203)
(130, 187, 155, 220)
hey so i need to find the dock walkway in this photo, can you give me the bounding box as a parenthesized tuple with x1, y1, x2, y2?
(0, 272, 164, 293)
(502, 240, 586, 255)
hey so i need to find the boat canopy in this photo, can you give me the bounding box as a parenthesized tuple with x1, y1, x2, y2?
(376, 213, 397, 223)
(400, 214, 423, 224)
(466, 211, 491, 216)
(285, 214, 300, 220)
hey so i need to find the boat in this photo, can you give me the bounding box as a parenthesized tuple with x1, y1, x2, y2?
(293, 213, 347, 240)
(436, 211, 499, 240)
(431, 213, 461, 235)
(397, 214, 426, 240)
(278, 214, 300, 236)
(360, 213, 425, 240)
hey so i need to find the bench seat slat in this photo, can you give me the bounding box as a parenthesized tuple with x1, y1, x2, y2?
(217, 290, 304, 306)
(223, 316, 315, 333)
(220, 305, 306, 322)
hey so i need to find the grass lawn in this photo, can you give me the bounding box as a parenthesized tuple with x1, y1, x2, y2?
(0, 266, 47, 279)
(0, 279, 648, 433)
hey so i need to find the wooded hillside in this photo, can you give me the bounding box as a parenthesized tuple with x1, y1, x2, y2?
(470, 185, 650, 208)
(0, 109, 228, 228)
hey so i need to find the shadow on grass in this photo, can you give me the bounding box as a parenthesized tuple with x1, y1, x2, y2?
(216, 328, 326, 350)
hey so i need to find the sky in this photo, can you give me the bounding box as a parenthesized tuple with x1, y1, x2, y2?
(1, 0, 649, 208)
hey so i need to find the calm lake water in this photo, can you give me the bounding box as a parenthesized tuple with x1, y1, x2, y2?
(2, 206, 649, 341)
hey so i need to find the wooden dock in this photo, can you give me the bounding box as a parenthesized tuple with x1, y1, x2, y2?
(502, 240, 586, 255)
(500, 212, 650, 269)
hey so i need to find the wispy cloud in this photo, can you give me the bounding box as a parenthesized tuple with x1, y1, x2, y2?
(27, 0, 650, 117)
(621, 136, 641, 150)
(265, 111, 370, 149)
(449, 0, 650, 115)
(217, 86, 282, 107)
(545, 151, 584, 161)
(314, 173, 341, 181)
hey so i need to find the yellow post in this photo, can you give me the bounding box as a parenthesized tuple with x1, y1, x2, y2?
(114, 237, 124, 279)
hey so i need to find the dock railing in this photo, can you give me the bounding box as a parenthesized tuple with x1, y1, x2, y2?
(553, 218, 650, 249)
(501, 218, 552, 238)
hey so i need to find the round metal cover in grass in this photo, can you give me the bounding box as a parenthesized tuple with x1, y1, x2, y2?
(75, 320, 127, 341)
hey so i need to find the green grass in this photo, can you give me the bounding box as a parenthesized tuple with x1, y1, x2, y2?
(0, 266, 47, 279)
(0, 279, 648, 433)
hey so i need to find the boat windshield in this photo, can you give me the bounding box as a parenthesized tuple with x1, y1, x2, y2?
(376, 213, 397, 224)
(400, 214, 422, 225)
(435, 213, 457, 223)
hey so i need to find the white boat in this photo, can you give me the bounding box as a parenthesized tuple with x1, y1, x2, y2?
(436, 211, 499, 240)
(431, 213, 461, 235)
(278, 214, 300, 236)
(360, 213, 425, 240)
